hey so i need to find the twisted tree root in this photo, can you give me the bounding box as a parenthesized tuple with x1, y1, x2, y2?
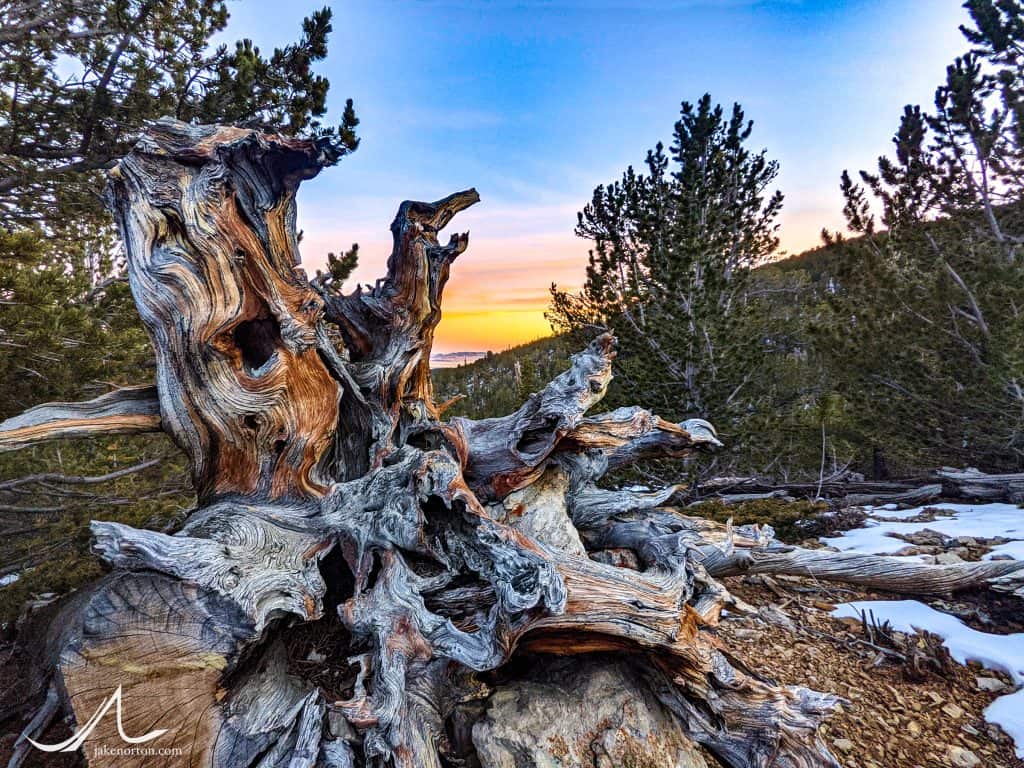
(9, 119, 997, 768)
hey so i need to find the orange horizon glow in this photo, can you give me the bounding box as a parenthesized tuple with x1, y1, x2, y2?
(433, 309, 555, 353)
(428, 208, 834, 353)
(301, 205, 841, 355)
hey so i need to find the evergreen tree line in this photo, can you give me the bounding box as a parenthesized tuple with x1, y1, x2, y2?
(536, 0, 1024, 481)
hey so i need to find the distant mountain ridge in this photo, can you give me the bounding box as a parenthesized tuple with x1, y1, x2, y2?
(432, 336, 575, 419)
(430, 351, 488, 368)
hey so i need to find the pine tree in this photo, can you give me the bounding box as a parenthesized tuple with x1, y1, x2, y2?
(820, 0, 1024, 470)
(0, 0, 359, 246)
(549, 95, 783, 423)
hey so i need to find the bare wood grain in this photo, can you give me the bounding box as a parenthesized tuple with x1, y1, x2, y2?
(0, 385, 160, 451)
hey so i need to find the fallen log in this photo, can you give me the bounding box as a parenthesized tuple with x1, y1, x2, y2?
(700, 489, 792, 504)
(936, 467, 1024, 502)
(705, 542, 1024, 596)
(842, 483, 943, 507)
(694, 473, 1008, 506)
(693, 476, 932, 504)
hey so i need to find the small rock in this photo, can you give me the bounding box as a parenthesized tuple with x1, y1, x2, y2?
(942, 703, 965, 720)
(976, 676, 1008, 693)
(936, 552, 964, 565)
(986, 724, 1010, 744)
(730, 628, 759, 641)
(833, 738, 855, 753)
(945, 746, 981, 768)
(907, 720, 922, 737)
(837, 616, 863, 632)
(757, 604, 797, 632)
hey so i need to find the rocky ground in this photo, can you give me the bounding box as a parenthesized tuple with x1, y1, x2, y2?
(718, 573, 1023, 768)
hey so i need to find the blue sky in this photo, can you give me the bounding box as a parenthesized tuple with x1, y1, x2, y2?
(226, 0, 969, 352)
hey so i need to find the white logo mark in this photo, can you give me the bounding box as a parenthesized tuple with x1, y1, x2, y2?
(29, 685, 168, 753)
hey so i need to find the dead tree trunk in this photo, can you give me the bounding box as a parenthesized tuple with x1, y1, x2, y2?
(2, 120, 1018, 767)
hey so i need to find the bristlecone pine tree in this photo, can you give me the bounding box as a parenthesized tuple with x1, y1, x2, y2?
(2, 121, 1024, 768)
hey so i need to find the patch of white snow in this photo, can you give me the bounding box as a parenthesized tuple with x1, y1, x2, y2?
(821, 502, 1024, 557)
(832, 599, 1024, 756)
(985, 540, 1024, 561)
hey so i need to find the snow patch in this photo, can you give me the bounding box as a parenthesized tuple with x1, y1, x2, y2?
(821, 502, 1024, 557)
(985, 539, 1024, 561)
(0, 573, 18, 587)
(985, 693, 1024, 759)
(832, 599, 1024, 756)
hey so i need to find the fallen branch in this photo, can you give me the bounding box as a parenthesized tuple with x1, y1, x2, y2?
(0, 385, 160, 451)
(0, 457, 163, 491)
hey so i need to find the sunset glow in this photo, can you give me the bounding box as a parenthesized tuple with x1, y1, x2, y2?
(301, 203, 861, 354)
(248, 0, 972, 355)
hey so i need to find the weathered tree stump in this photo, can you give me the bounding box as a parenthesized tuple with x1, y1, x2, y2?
(3, 119, 1017, 767)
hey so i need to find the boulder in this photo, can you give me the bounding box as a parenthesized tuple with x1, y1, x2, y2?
(472, 656, 707, 768)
